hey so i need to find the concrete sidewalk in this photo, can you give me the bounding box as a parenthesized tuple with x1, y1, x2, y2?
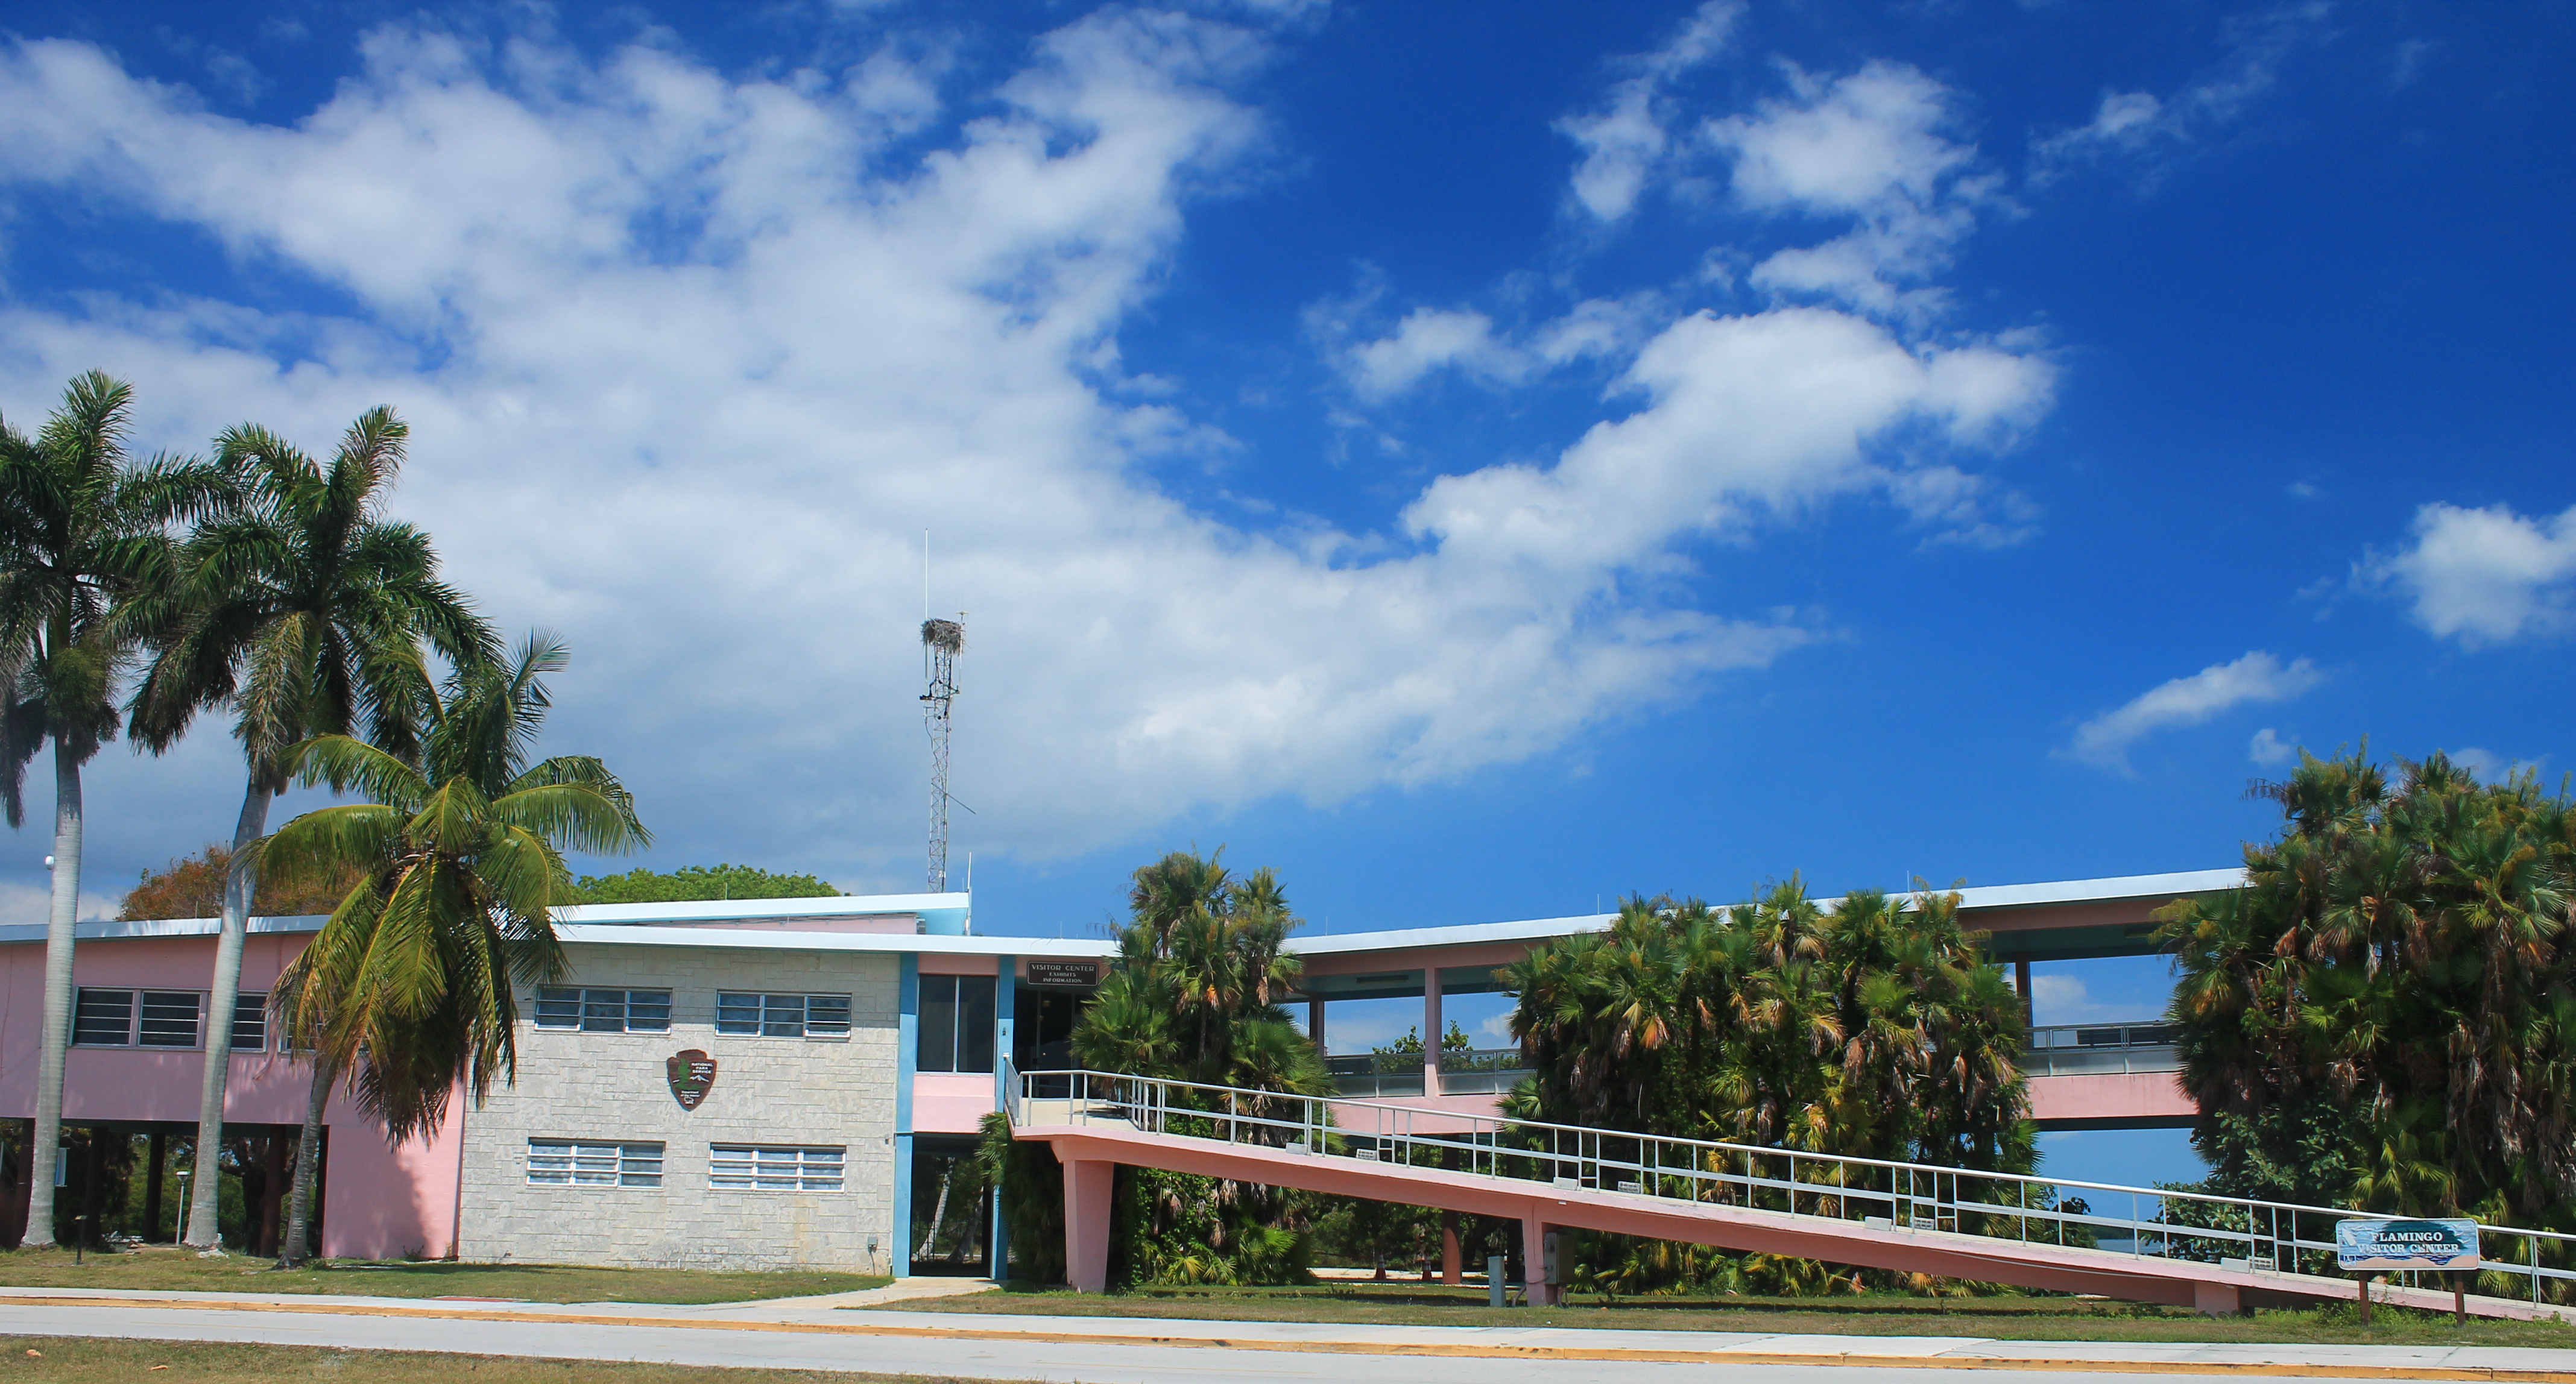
(10, 1284, 2576, 1379)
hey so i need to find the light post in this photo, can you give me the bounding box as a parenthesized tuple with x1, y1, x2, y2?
(175, 1170, 194, 1246)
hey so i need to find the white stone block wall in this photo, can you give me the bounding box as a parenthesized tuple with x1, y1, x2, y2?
(455, 944, 902, 1271)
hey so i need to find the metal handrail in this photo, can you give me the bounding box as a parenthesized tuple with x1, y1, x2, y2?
(1012, 1066, 2576, 1303)
(1436, 1047, 1529, 1074)
(2025, 1022, 2182, 1051)
(1325, 1051, 1426, 1075)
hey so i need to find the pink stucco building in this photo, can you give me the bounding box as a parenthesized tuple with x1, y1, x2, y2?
(1, 870, 2212, 1268)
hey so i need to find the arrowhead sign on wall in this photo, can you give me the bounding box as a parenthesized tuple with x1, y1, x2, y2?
(667, 1049, 718, 1110)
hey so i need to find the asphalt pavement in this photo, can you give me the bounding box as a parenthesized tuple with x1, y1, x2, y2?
(11, 1285, 2576, 1383)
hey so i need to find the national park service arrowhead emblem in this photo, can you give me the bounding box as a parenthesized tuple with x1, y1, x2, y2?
(667, 1049, 717, 1110)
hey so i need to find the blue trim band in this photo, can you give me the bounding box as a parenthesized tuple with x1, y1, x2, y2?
(895, 952, 919, 1278)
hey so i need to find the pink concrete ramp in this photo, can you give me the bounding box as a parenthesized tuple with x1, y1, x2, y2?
(1038, 1119, 2269, 1313)
(1009, 1071, 2572, 1319)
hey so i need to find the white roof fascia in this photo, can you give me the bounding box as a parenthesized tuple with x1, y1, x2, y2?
(1944, 867, 2246, 911)
(1292, 914, 1617, 957)
(550, 893, 968, 925)
(0, 914, 328, 945)
(1288, 867, 2249, 960)
(555, 923, 1111, 958)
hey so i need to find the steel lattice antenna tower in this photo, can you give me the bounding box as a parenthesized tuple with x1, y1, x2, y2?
(920, 614, 964, 892)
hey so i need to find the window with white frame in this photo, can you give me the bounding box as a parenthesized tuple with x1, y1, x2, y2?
(710, 1144, 844, 1192)
(533, 987, 671, 1033)
(715, 992, 851, 1039)
(526, 1139, 665, 1187)
(72, 989, 203, 1048)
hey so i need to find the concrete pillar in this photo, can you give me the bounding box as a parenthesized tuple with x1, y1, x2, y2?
(1307, 996, 1325, 1054)
(80, 1128, 107, 1248)
(1063, 1158, 1116, 1293)
(991, 957, 1015, 1282)
(1422, 967, 1444, 1096)
(1521, 1212, 1558, 1307)
(144, 1131, 167, 1242)
(257, 1130, 288, 1256)
(2015, 958, 2034, 1030)
(895, 955, 919, 1279)
(1441, 1210, 1462, 1285)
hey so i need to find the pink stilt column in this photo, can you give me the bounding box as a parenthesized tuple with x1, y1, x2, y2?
(1062, 1157, 1116, 1292)
(1422, 966, 1443, 1096)
(1523, 1213, 1558, 1306)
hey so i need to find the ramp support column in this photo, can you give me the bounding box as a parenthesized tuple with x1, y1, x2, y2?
(1523, 1213, 1559, 1307)
(1063, 1158, 1116, 1293)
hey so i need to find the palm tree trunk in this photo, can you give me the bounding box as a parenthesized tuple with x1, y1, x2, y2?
(278, 1052, 338, 1268)
(183, 781, 272, 1250)
(24, 735, 85, 1248)
(926, 1166, 953, 1263)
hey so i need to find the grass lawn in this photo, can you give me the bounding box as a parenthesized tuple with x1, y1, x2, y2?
(0, 1337, 1003, 1383)
(880, 1279, 2576, 1348)
(0, 1247, 888, 1304)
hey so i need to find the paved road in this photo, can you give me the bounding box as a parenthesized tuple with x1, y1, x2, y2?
(13, 1292, 2576, 1383)
(4, 1304, 1793, 1383)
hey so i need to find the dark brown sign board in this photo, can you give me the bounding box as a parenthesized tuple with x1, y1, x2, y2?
(1024, 960, 1102, 987)
(667, 1049, 717, 1110)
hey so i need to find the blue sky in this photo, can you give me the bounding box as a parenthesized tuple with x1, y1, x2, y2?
(1, 0, 2569, 1178)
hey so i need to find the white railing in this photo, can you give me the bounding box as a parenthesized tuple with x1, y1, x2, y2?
(1012, 1066, 2576, 1304)
(2022, 1022, 2183, 1078)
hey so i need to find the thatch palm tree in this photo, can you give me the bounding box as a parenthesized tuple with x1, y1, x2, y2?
(1085, 851, 1317, 1093)
(258, 633, 648, 1265)
(128, 406, 493, 1250)
(1511, 881, 2028, 1161)
(2160, 746, 2576, 1284)
(0, 371, 232, 1247)
(1064, 849, 1327, 1287)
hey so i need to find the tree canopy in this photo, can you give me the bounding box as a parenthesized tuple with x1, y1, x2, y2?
(119, 843, 363, 920)
(986, 848, 1329, 1288)
(570, 863, 842, 904)
(2160, 747, 2576, 1234)
(1505, 881, 2032, 1172)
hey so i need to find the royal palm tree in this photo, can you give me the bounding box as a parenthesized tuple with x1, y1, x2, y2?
(0, 371, 231, 1247)
(257, 632, 648, 1265)
(128, 406, 493, 1250)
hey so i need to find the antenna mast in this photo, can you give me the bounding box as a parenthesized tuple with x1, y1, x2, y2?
(921, 595, 965, 895)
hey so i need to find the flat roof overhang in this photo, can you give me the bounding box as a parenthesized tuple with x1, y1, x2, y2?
(8, 868, 2242, 972)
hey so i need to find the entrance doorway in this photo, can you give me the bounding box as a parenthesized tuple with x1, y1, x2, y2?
(908, 1135, 990, 1275)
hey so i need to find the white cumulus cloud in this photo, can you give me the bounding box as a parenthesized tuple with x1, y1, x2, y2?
(1556, 0, 1743, 224)
(2367, 501, 2576, 646)
(0, 12, 2057, 886)
(2247, 727, 2296, 768)
(2066, 652, 2325, 772)
(1704, 60, 1992, 322)
(1341, 307, 1528, 400)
